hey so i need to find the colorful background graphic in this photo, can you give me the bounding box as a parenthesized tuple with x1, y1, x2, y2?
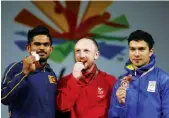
(14, 1, 129, 63)
(1, 1, 169, 118)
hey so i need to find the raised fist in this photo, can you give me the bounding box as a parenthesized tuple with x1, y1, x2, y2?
(72, 62, 85, 79)
(22, 55, 36, 75)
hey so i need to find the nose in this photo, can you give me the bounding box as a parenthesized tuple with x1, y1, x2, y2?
(80, 51, 85, 58)
(135, 50, 139, 56)
(39, 44, 45, 50)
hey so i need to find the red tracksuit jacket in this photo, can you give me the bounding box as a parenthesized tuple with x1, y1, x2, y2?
(56, 67, 117, 118)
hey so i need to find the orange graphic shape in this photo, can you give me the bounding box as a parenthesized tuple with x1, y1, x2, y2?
(14, 9, 61, 37)
(82, 1, 113, 22)
(32, 1, 69, 32)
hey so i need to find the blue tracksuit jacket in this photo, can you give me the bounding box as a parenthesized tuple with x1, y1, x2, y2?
(1, 61, 57, 118)
(108, 55, 169, 118)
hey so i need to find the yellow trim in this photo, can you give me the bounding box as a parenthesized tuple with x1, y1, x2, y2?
(1, 81, 11, 91)
(14, 71, 23, 77)
(126, 64, 135, 70)
(3, 62, 18, 84)
(1, 81, 12, 91)
(7, 81, 11, 84)
(1, 87, 7, 91)
(1, 75, 27, 100)
(1, 71, 24, 91)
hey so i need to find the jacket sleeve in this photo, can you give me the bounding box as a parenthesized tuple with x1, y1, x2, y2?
(56, 74, 81, 112)
(160, 74, 169, 118)
(1, 62, 28, 105)
(108, 80, 127, 118)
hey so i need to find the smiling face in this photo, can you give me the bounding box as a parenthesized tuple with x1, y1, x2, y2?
(74, 38, 99, 72)
(129, 40, 153, 69)
(26, 35, 53, 63)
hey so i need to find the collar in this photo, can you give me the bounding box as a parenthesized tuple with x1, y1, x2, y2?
(34, 63, 53, 73)
(124, 54, 156, 76)
(80, 64, 98, 84)
(82, 64, 97, 78)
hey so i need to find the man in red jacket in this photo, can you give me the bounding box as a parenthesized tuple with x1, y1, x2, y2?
(56, 37, 117, 118)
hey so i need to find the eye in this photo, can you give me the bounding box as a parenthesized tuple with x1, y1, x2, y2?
(84, 49, 89, 53)
(34, 42, 41, 46)
(130, 48, 135, 51)
(75, 49, 80, 53)
(44, 43, 50, 47)
(138, 47, 145, 51)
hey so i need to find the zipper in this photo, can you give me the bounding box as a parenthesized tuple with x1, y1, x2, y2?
(136, 76, 140, 117)
(136, 66, 154, 116)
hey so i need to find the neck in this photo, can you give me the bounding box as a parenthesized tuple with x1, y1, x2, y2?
(84, 63, 96, 73)
(39, 61, 47, 68)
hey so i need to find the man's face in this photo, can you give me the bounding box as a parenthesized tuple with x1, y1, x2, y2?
(74, 38, 99, 70)
(27, 35, 52, 62)
(129, 40, 153, 69)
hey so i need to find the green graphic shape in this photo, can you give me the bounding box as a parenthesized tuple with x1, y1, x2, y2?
(50, 41, 75, 62)
(93, 34, 127, 41)
(91, 15, 129, 34)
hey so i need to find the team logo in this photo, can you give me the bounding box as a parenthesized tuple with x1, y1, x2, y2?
(97, 87, 105, 98)
(48, 75, 57, 84)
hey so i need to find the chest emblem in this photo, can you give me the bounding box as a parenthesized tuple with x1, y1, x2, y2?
(48, 75, 57, 84)
(147, 81, 156, 92)
(97, 87, 105, 98)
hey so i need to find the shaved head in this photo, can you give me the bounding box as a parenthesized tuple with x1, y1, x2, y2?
(75, 38, 99, 51)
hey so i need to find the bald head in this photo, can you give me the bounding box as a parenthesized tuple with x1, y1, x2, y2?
(75, 38, 99, 51)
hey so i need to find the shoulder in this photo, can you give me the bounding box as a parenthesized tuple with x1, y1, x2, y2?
(2, 61, 23, 84)
(152, 67, 169, 95)
(57, 73, 72, 83)
(99, 70, 117, 87)
(60, 73, 72, 79)
(154, 67, 169, 77)
(57, 73, 74, 88)
(4, 61, 23, 74)
(154, 67, 169, 84)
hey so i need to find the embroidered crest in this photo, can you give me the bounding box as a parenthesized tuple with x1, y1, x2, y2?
(48, 75, 57, 84)
(147, 81, 156, 92)
(97, 87, 105, 98)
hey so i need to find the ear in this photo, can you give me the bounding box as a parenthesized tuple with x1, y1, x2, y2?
(149, 48, 154, 57)
(26, 44, 31, 53)
(94, 51, 99, 60)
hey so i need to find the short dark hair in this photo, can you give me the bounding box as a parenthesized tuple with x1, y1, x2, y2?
(77, 37, 99, 51)
(27, 26, 52, 45)
(127, 30, 155, 49)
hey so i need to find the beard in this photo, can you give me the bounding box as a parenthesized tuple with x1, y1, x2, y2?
(39, 57, 48, 64)
(82, 62, 95, 72)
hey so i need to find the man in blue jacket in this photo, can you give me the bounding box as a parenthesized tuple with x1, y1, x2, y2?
(1, 26, 57, 118)
(108, 30, 169, 118)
